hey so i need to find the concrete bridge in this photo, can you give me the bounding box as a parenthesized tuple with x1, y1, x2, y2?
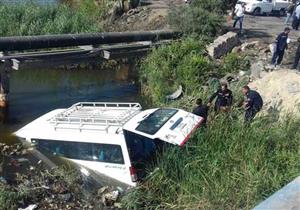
(0, 30, 180, 109)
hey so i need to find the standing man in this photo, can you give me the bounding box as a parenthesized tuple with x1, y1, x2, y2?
(241, 86, 263, 123)
(192, 98, 209, 125)
(233, 2, 246, 34)
(292, 37, 300, 70)
(285, 2, 295, 25)
(272, 27, 290, 67)
(293, 3, 300, 30)
(208, 84, 233, 113)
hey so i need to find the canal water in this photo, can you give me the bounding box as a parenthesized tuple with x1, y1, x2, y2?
(0, 0, 140, 142)
(0, 66, 139, 142)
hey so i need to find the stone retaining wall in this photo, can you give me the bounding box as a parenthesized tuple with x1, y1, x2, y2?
(207, 32, 240, 59)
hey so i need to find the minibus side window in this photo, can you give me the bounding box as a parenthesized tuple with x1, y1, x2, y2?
(94, 144, 124, 164)
(77, 143, 94, 161)
(34, 139, 124, 164)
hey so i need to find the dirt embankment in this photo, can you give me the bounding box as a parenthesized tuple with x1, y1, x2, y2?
(105, 0, 184, 31)
(230, 39, 300, 118)
(249, 70, 300, 117)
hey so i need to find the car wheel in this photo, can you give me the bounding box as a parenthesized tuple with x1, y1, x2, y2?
(279, 8, 286, 17)
(253, 7, 261, 16)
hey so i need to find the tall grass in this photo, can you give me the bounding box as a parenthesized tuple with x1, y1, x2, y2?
(122, 114, 300, 209)
(0, 2, 103, 36)
(123, 21, 299, 208)
(168, 0, 225, 37)
(140, 38, 250, 105)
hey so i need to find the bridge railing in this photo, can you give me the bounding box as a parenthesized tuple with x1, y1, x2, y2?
(252, 176, 300, 210)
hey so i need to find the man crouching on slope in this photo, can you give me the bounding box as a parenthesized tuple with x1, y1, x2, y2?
(241, 86, 263, 123)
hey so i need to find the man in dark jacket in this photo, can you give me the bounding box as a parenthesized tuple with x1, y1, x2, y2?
(242, 86, 263, 123)
(272, 27, 290, 67)
(208, 84, 233, 112)
(192, 98, 209, 125)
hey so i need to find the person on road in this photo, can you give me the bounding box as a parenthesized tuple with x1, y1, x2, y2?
(208, 84, 233, 113)
(285, 3, 295, 25)
(272, 27, 290, 67)
(184, 0, 192, 4)
(241, 86, 263, 123)
(292, 37, 300, 70)
(192, 98, 209, 125)
(233, 2, 246, 34)
(293, 3, 300, 29)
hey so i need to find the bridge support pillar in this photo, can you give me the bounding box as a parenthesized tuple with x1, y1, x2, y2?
(0, 61, 10, 109)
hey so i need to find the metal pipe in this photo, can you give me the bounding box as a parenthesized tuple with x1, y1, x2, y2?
(0, 31, 181, 51)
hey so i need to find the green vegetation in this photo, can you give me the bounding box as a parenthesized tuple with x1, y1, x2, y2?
(63, 0, 113, 19)
(125, 40, 299, 209)
(0, 187, 27, 210)
(123, 0, 300, 209)
(168, 0, 225, 37)
(0, 1, 104, 36)
(128, 32, 299, 210)
(123, 115, 300, 209)
(140, 39, 249, 105)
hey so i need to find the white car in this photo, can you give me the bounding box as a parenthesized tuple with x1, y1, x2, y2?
(241, 0, 289, 16)
(15, 102, 203, 187)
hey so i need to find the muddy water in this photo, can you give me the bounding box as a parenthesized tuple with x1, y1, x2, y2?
(0, 66, 139, 143)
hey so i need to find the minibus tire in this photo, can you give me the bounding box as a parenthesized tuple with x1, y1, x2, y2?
(279, 8, 286, 17)
(253, 7, 261, 16)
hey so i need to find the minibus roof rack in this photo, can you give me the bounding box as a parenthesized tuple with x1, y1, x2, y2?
(48, 102, 142, 132)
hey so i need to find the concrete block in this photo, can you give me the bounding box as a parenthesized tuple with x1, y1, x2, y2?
(207, 32, 240, 59)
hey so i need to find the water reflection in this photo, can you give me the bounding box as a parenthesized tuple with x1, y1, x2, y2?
(0, 66, 139, 141)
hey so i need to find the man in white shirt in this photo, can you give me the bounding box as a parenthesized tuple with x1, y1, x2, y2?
(293, 3, 300, 30)
(233, 2, 246, 34)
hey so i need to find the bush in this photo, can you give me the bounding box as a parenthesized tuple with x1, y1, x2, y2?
(191, 0, 237, 12)
(0, 2, 102, 36)
(0, 187, 28, 210)
(139, 39, 251, 105)
(75, 0, 113, 19)
(140, 38, 214, 105)
(122, 115, 300, 209)
(191, 0, 224, 14)
(168, 0, 224, 37)
(220, 52, 250, 75)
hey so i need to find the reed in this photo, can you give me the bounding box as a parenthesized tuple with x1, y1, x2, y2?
(0, 2, 103, 36)
(122, 113, 300, 209)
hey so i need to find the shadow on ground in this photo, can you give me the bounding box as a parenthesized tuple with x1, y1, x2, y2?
(243, 28, 272, 39)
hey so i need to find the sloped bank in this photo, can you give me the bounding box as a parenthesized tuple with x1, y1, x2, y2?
(0, 143, 124, 209)
(121, 37, 300, 209)
(249, 69, 300, 118)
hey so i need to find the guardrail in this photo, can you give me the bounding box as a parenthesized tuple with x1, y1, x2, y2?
(253, 176, 300, 210)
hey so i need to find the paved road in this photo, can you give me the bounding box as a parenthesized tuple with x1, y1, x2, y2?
(227, 15, 300, 43)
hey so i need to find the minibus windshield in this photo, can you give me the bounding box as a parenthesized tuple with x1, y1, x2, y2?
(136, 109, 178, 135)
